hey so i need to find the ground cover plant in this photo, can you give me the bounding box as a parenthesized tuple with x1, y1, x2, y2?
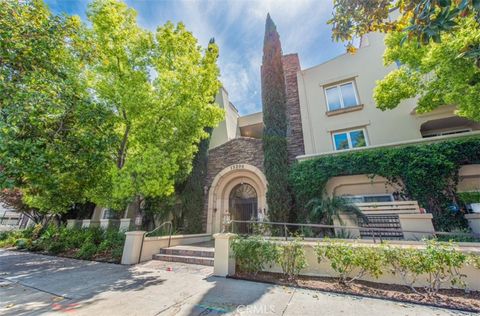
(0, 225, 125, 263)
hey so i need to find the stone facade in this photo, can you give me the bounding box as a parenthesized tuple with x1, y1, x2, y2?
(202, 137, 264, 230)
(282, 53, 305, 164)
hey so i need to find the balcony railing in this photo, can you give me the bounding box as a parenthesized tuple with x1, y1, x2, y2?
(355, 201, 421, 215)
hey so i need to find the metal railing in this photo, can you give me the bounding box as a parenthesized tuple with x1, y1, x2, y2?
(0, 211, 22, 226)
(138, 221, 173, 263)
(227, 220, 480, 243)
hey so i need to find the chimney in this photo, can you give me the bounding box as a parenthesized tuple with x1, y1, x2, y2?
(282, 53, 305, 164)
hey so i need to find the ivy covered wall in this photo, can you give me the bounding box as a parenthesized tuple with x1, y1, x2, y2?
(290, 136, 480, 231)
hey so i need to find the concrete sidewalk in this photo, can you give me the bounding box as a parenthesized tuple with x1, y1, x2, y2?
(0, 250, 470, 315)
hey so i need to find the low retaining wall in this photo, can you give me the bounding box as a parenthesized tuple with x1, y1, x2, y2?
(214, 234, 480, 291)
(121, 232, 212, 264)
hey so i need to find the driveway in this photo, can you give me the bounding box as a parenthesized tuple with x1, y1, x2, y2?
(0, 250, 471, 315)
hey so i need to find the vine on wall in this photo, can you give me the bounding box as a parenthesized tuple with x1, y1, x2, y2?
(177, 127, 213, 233)
(290, 137, 480, 231)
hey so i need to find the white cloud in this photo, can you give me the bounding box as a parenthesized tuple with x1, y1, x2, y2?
(133, 0, 338, 115)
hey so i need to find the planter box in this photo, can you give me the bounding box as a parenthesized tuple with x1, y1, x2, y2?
(470, 203, 480, 213)
(465, 213, 480, 235)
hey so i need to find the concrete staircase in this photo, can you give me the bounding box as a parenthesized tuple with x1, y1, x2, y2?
(152, 242, 215, 266)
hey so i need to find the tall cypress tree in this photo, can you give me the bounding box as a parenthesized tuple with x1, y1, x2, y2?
(261, 14, 291, 222)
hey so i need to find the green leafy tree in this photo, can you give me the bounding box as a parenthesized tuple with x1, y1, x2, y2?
(374, 15, 480, 121)
(87, 0, 223, 213)
(0, 0, 116, 214)
(261, 14, 291, 223)
(329, 0, 480, 67)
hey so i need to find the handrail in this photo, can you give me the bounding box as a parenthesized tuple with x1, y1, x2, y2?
(145, 221, 173, 240)
(227, 220, 480, 243)
(138, 221, 173, 264)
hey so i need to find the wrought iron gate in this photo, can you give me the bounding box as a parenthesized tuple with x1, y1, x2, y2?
(358, 214, 404, 239)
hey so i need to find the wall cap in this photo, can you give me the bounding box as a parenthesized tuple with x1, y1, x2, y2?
(145, 233, 212, 241)
(465, 213, 480, 219)
(398, 213, 433, 219)
(125, 231, 145, 236)
(213, 233, 237, 240)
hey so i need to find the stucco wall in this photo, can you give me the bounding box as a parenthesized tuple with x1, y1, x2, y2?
(210, 88, 240, 150)
(458, 164, 480, 192)
(325, 165, 480, 197)
(296, 32, 472, 156)
(325, 174, 403, 197)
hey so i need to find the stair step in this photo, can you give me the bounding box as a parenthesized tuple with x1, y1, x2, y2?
(152, 254, 214, 266)
(160, 248, 214, 258)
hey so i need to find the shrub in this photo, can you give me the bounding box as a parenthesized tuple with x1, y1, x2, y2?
(15, 238, 30, 249)
(231, 236, 278, 274)
(471, 255, 480, 269)
(97, 229, 126, 262)
(278, 238, 307, 280)
(315, 240, 387, 284)
(76, 241, 98, 260)
(0, 225, 126, 263)
(386, 240, 467, 296)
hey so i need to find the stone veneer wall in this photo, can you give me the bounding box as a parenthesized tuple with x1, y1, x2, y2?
(202, 137, 264, 230)
(282, 53, 305, 164)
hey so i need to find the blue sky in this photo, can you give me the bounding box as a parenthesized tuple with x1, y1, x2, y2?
(45, 0, 347, 115)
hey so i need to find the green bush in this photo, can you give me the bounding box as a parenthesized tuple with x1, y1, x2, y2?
(315, 239, 469, 295)
(76, 241, 98, 260)
(385, 240, 467, 295)
(231, 236, 279, 274)
(278, 238, 307, 280)
(315, 240, 387, 284)
(96, 229, 126, 262)
(0, 224, 125, 263)
(470, 255, 480, 269)
(0, 230, 26, 248)
(15, 238, 30, 249)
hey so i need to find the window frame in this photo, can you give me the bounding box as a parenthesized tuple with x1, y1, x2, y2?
(332, 128, 369, 151)
(324, 81, 360, 112)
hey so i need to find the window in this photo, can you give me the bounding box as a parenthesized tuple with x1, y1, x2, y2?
(332, 129, 368, 151)
(342, 194, 394, 204)
(102, 209, 119, 219)
(325, 81, 359, 111)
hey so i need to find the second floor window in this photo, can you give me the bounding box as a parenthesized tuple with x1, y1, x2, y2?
(325, 81, 359, 111)
(332, 129, 368, 150)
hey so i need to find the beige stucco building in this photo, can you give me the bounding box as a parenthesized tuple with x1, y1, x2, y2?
(90, 25, 480, 237)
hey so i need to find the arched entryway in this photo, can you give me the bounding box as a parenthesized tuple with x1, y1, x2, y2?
(229, 183, 258, 233)
(207, 164, 268, 234)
